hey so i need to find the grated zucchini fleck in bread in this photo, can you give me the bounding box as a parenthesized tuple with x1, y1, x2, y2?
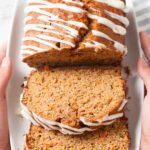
(21, 66, 126, 134)
(21, 0, 129, 67)
(25, 118, 130, 150)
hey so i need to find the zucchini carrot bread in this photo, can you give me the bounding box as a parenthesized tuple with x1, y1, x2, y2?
(21, 0, 129, 67)
(21, 0, 130, 149)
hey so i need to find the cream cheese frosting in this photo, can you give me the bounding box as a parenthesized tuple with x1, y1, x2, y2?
(88, 13, 126, 36)
(94, 0, 129, 13)
(80, 98, 127, 127)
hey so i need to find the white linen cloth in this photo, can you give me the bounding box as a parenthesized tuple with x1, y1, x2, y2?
(0, 0, 149, 44)
(132, 0, 150, 34)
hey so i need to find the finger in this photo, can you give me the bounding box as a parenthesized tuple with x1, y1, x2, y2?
(142, 95, 150, 135)
(0, 56, 11, 149)
(0, 97, 10, 150)
(141, 95, 150, 149)
(0, 45, 6, 65)
(0, 57, 12, 95)
(140, 32, 150, 62)
(137, 58, 150, 92)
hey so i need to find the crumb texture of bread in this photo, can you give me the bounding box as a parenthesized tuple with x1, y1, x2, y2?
(22, 66, 125, 128)
(25, 119, 130, 150)
(21, 0, 129, 67)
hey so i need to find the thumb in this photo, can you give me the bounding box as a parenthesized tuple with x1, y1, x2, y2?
(0, 57, 12, 95)
(137, 57, 150, 93)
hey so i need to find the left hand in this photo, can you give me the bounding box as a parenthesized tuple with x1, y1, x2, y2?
(0, 45, 12, 150)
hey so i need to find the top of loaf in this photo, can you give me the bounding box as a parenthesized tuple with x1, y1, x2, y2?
(21, 0, 129, 59)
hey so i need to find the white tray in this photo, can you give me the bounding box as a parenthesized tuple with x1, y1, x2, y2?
(7, 0, 144, 149)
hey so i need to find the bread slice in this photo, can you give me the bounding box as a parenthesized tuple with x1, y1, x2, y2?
(21, 66, 126, 134)
(25, 118, 130, 150)
(21, 0, 129, 67)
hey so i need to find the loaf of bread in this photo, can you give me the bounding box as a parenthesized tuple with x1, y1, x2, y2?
(25, 118, 130, 150)
(20, 66, 127, 134)
(21, 0, 129, 67)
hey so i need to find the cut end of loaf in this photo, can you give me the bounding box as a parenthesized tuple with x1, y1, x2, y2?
(25, 118, 130, 150)
(22, 66, 126, 130)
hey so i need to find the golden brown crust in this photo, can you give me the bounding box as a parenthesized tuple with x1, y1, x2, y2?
(23, 48, 123, 68)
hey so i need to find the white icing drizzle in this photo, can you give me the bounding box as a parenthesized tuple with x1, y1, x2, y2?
(25, 7, 57, 18)
(22, 0, 129, 56)
(23, 36, 60, 50)
(93, 0, 128, 13)
(21, 103, 40, 126)
(100, 120, 115, 125)
(118, 99, 128, 112)
(32, 112, 94, 133)
(24, 16, 32, 23)
(38, 16, 79, 37)
(103, 113, 124, 121)
(25, 26, 73, 39)
(21, 49, 35, 56)
(21, 45, 47, 53)
(80, 99, 127, 127)
(92, 30, 127, 53)
(20, 100, 95, 134)
(24, 24, 54, 31)
(105, 10, 129, 27)
(20, 82, 128, 132)
(23, 81, 28, 87)
(83, 41, 106, 49)
(23, 0, 87, 54)
(26, 0, 85, 13)
(22, 0, 88, 54)
(37, 34, 75, 47)
(38, 15, 88, 29)
(88, 13, 126, 35)
(63, 0, 84, 6)
(80, 117, 115, 127)
(20, 94, 40, 126)
(83, 1, 129, 52)
(24, 23, 74, 39)
(80, 113, 123, 127)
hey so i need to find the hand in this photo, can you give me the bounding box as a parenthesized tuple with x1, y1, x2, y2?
(0, 46, 12, 150)
(138, 32, 150, 150)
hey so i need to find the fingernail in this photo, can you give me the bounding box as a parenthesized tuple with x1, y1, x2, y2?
(1, 57, 9, 68)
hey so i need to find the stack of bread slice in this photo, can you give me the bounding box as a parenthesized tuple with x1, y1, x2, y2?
(20, 0, 130, 149)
